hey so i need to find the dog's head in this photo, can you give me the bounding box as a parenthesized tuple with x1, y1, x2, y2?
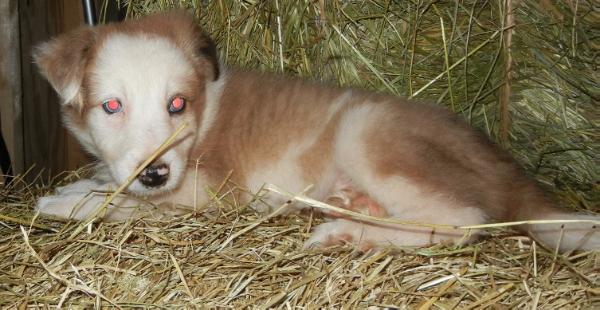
(34, 11, 220, 195)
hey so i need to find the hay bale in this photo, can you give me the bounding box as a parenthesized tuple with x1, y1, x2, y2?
(124, 0, 598, 209)
(1, 174, 599, 308)
(1, 0, 598, 308)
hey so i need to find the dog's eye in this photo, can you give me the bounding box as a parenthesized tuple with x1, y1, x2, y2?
(168, 96, 186, 114)
(102, 99, 122, 114)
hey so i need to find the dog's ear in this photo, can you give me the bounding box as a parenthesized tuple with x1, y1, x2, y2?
(33, 26, 96, 106)
(121, 11, 220, 81)
(196, 34, 220, 81)
(162, 11, 220, 81)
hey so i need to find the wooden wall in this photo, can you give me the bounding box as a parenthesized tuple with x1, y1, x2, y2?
(1, 0, 90, 182)
(0, 0, 22, 181)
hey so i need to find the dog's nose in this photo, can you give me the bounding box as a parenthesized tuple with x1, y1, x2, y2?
(138, 163, 170, 188)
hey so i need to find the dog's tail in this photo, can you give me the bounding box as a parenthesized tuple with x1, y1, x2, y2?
(511, 188, 599, 252)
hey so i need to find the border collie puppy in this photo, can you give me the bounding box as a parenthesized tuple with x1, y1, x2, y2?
(34, 12, 598, 251)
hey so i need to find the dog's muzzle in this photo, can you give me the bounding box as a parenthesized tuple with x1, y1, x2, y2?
(138, 163, 170, 188)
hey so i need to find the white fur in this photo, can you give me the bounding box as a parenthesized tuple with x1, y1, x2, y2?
(528, 212, 600, 252)
(61, 83, 81, 106)
(197, 70, 227, 143)
(87, 34, 197, 194)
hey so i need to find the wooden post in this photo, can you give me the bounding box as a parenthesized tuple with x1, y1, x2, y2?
(18, 0, 89, 182)
(0, 0, 23, 181)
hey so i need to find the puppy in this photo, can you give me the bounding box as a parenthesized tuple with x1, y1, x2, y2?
(34, 12, 598, 251)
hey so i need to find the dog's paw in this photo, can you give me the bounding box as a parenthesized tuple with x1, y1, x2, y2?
(36, 194, 85, 219)
(36, 178, 122, 220)
(304, 219, 375, 251)
(55, 179, 102, 195)
(37, 190, 156, 221)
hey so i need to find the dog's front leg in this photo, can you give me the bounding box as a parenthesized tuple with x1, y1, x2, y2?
(36, 178, 143, 221)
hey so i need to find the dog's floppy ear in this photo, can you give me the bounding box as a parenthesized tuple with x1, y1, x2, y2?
(196, 34, 220, 81)
(164, 11, 220, 81)
(33, 26, 96, 106)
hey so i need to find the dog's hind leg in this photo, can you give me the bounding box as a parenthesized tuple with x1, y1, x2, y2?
(305, 202, 485, 250)
(306, 104, 487, 249)
(323, 176, 388, 218)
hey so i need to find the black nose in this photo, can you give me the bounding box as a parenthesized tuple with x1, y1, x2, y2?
(138, 163, 170, 188)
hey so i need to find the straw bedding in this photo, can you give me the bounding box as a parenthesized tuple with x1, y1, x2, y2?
(1, 0, 598, 308)
(1, 176, 598, 308)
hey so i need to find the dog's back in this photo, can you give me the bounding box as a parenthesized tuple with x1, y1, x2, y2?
(194, 69, 599, 250)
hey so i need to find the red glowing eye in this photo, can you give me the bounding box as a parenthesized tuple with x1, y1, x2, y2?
(102, 99, 122, 114)
(168, 96, 186, 113)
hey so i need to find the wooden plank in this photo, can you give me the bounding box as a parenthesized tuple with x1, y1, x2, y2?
(19, 0, 89, 182)
(0, 0, 23, 179)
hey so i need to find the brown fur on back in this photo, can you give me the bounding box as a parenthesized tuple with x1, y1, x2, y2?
(196, 70, 349, 185)
(364, 102, 555, 221)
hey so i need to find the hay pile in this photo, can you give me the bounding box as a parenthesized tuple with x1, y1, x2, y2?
(1, 0, 598, 308)
(1, 174, 599, 308)
(123, 0, 599, 210)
